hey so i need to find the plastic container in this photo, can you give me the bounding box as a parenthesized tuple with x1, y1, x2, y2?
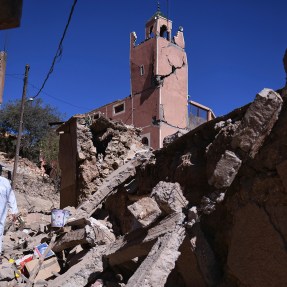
(51, 209, 70, 227)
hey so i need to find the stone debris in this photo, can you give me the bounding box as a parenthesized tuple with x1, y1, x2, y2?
(208, 150, 242, 189)
(106, 212, 185, 267)
(162, 130, 186, 147)
(127, 197, 162, 228)
(125, 225, 186, 287)
(1, 82, 287, 287)
(151, 181, 188, 214)
(0, 152, 60, 213)
(231, 88, 283, 158)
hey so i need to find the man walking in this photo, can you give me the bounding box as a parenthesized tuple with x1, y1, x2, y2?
(0, 166, 18, 263)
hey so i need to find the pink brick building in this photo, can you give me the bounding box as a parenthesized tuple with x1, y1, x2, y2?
(88, 10, 189, 149)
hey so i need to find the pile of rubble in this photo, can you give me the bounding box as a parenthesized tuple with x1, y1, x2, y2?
(0, 152, 59, 205)
(1, 83, 287, 286)
(0, 154, 60, 287)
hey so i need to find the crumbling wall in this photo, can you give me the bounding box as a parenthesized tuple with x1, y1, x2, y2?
(76, 116, 146, 203)
(59, 115, 147, 207)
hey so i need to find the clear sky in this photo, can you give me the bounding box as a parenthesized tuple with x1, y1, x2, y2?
(1, 0, 287, 120)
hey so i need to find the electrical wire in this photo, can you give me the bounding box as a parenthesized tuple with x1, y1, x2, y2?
(5, 74, 23, 81)
(159, 119, 189, 130)
(6, 74, 90, 110)
(33, 0, 78, 99)
(6, 73, 24, 76)
(28, 82, 90, 110)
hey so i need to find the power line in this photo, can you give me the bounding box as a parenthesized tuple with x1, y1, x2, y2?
(33, 0, 78, 99)
(6, 73, 24, 77)
(6, 74, 90, 110)
(28, 82, 90, 110)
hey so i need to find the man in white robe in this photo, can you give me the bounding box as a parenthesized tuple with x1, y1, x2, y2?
(0, 175, 18, 260)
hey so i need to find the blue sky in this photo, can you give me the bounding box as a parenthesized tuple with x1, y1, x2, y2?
(1, 0, 287, 120)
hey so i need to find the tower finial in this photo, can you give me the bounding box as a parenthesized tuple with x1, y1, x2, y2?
(157, 0, 160, 12)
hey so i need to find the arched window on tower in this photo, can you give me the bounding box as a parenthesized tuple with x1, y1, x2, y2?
(160, 25, 169, 40)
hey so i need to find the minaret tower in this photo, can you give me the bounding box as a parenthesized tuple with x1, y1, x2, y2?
(130, 4, 188, 148)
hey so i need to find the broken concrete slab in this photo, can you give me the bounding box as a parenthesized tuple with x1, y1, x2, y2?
(53, 221, 115, 253)
(106, 212, 185, 266)
(49, 213, 184, 286)
(125, 225, 185, 287)
(208, 150, 242, 189)
(127, 197, 162, 228)
(151, 181, 188, 214)
(47, 246, 106, 287)
(72, 152, 152, 221)
(89, 217, 116, 245)
(232, 88, 283, 158)
(52, 228, 89, 253)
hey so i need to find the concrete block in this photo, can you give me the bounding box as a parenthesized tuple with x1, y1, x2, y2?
(232, 88, 283, 157)
(127, 197, 162, 227)
(126, 225, 186, 287)
(208, 150, 242, 189)
(151, 181, 188, 214)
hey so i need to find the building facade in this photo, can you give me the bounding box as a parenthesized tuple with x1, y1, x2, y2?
(89, 10, 188, 149)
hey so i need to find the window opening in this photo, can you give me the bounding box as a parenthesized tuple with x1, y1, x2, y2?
(114, 103, 125, 114)
(140, 65, 145, 76)
(142, 137, 149, 146)
(160, 25, 168, 39)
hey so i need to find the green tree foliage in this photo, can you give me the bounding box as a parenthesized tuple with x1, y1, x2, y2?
(40, 130, 60, 169)
(40, 130, 61, 188)
(0, 98, 63, 162)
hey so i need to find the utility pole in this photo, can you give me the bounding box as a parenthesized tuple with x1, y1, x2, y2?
(12, 64, 30, 189)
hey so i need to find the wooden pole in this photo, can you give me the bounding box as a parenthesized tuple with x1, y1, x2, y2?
(12, 64, 30, 189)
